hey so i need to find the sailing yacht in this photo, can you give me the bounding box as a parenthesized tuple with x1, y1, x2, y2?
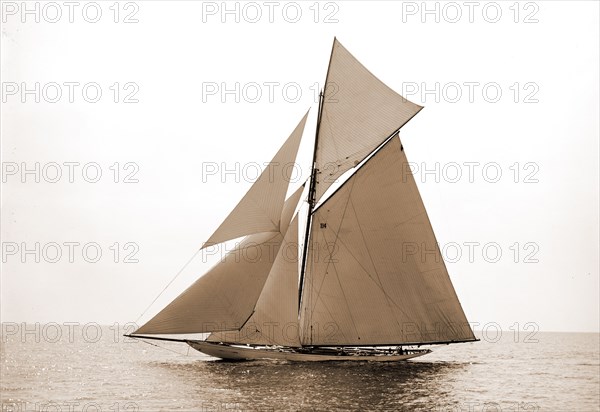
(127, 39, 477, 361)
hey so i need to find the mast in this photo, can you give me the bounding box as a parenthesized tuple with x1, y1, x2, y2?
(298, 38, 337, 313)
(298, 90, 324, 310)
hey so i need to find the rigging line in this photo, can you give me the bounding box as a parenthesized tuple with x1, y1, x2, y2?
(308, 177, 357, 342)
(138, 338, 190, 356)
(299, 37, 337, 314)
(314, 112, 422, 215)
(298, 91, 324, 312)
(134, 247, 202, 325)
(392, 211, 427, 228)
(312, 133, 400, 215)
(241, 213, 302, 328)
(348, 195, 406, 329)
(215, 232, 281, 312)
(307, 227, 350, 344)
(325, 181, 360, 340)
(252, 326, 280, 346)
(333, 144, 429, 322)
(308, 178, 355, 320)
(300, 228, 315, 341)
(329, 228, 412, 321)
(329, 256, 358, 342)
(320, 103, 339, 166)
(304, 266, 348, 344)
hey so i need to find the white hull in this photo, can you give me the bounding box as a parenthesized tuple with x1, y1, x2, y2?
(188, 341, 431, 362)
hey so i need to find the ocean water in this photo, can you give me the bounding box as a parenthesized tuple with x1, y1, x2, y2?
(1, 326, 598, 411)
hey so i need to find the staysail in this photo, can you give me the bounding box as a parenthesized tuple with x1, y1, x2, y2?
(202, 111, 308, 248)
(208, 214, 302, 347)
(300, 137, 475, 346)
(135, 231, 284, 334)
(314, 39, 422, 202)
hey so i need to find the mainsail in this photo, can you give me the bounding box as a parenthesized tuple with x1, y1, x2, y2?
(300, 137, 475, 345)
(314, 39, 423, 201)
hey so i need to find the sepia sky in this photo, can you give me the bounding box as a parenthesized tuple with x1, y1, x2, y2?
(1, 1, 598, 332)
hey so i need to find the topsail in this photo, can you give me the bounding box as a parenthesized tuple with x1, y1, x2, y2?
(314, 40, 422, 201)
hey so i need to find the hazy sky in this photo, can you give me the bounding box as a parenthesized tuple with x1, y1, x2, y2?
(1, 1, 598, 332)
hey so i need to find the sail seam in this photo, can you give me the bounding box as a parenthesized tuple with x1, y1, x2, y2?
(330, 251, 360, 341)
